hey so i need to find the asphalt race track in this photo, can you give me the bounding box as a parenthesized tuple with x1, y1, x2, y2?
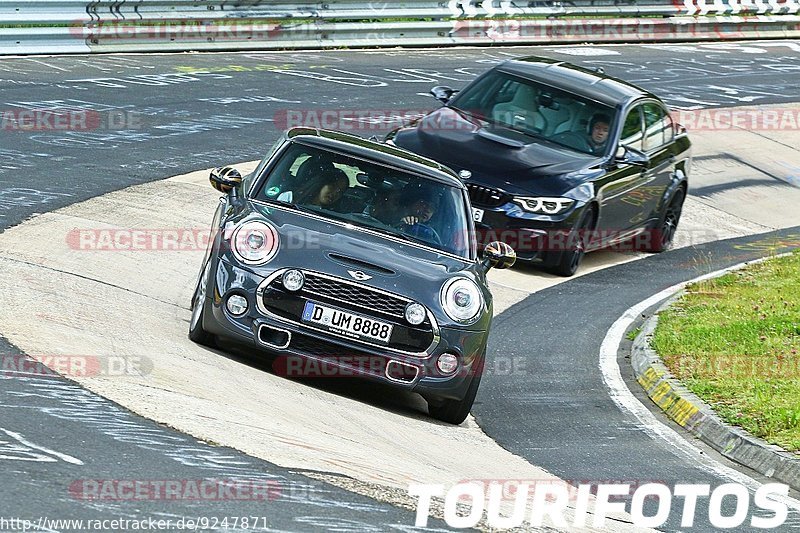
(1, 41, 800, 531)
(0, 366, 452, 531)
(477, 229, 800, 531)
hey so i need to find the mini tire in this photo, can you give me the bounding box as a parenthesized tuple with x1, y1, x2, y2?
(188, 259, 216, 347)
(427, 353, 484, 425)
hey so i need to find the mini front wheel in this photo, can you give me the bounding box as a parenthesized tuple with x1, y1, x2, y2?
(427, 355, 485, 425)
(188, 259, 216, 347)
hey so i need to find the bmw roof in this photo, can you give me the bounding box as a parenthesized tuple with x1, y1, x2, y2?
(496, 56, 658, 107)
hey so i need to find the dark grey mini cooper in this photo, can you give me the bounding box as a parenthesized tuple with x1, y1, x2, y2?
(189, 128, 515, 424)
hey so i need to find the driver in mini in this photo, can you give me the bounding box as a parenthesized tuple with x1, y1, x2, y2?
(396, 189, 440, 245)
(400, 197, 435, 226)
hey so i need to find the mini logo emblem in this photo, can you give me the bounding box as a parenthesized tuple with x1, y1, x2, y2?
(458, 169, 472, 180)
(348, 270, 372, 281)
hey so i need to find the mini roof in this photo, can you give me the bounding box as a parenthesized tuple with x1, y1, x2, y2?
(285, 127, 464, 188)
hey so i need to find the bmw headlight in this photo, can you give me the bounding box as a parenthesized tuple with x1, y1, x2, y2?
(515, 197, 574, 215)
(231, 221, 279, 265)
(440, 278, 483, 323)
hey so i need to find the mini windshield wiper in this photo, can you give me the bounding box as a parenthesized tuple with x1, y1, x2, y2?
(361, 224, 418, 244)
(259, 197, 316, 215)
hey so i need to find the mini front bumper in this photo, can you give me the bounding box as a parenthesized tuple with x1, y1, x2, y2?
(201, 257, 487, 401)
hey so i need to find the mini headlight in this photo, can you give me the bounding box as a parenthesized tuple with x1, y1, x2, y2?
(282, 269, 305, 292)
(440, 277, 483, 323)
(515, 197, 574, 215)
(226, 294, 248, 316)
(231, 221, 279, 265)
(405, 302, 426, 325)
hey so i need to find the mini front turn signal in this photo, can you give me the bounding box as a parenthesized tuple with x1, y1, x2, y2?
(282, 269, 305, 292)
(405, 302, 426, 325)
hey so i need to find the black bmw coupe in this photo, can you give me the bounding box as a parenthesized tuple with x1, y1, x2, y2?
(388, 56, 691, 276)
(189, 128, 515, 424)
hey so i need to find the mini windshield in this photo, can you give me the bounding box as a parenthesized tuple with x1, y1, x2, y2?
(450, 70, 618, 156)
(254, 142, 473, 258)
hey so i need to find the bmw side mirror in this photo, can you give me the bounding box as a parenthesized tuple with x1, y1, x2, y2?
(209, 166, 243, 194)
(430, 86, 456, 104)
(615, 145, 649, 167)
(481, 241, 516, 271)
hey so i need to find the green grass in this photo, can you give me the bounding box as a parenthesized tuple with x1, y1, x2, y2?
(652, 251, 800, 452)
(626, 327, 642, 341)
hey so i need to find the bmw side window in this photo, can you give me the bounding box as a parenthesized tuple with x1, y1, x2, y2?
(663, 112, 675, 144)
(620, 106, 644, 151)
(643, 103, 670, 152)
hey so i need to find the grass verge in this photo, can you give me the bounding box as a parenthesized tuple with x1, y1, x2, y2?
(652, 251, 800, 452)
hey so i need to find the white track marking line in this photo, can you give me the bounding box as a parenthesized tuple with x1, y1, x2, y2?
(599, 257, 800, 510)
(0, 427, 84, 465)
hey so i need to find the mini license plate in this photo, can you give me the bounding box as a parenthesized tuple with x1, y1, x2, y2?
(472, 207, 484, 222)
(302, 301, 393, 345)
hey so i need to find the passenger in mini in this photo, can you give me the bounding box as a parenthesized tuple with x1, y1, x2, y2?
(370, 187, 404, 225)
(304, 168, 348, 207)
(277, 155, 349, 207)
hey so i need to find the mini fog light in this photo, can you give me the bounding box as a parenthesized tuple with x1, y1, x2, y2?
(405, 302, 426, 325)
(226, 294, 248, 316)
(436, 353, 459, 375)
(282, 269, 305, 292)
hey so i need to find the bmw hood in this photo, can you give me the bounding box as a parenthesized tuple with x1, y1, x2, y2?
(394, 106, 602, 196)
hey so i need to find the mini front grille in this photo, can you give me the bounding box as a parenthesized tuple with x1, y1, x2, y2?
(259, 270, 436, 354)
(290, 332, 374, 359)
(465, 183, 510, 208)
(288, 333, 387, 378)
(301, 273, 408, 318)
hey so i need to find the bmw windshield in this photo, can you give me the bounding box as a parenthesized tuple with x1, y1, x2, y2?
(253, 142, 474, 259)
(449, 70, 618, 156)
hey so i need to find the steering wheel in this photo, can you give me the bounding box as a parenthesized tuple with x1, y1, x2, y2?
(397, 221, 443, 246)
(349, 212, 386, 226)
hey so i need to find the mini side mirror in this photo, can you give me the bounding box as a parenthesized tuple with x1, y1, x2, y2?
(482, 241, 516, 271)
(430, 85, 456, 104)
(210, 166, 243, 193)
(615, 145, 649, 167)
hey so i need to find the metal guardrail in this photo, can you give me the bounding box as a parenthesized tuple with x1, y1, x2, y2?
(4, 0, 800, 24)
(2, 0, 800, 55)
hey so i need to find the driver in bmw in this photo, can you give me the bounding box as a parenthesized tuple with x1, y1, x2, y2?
(587, 113, 611, 155)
